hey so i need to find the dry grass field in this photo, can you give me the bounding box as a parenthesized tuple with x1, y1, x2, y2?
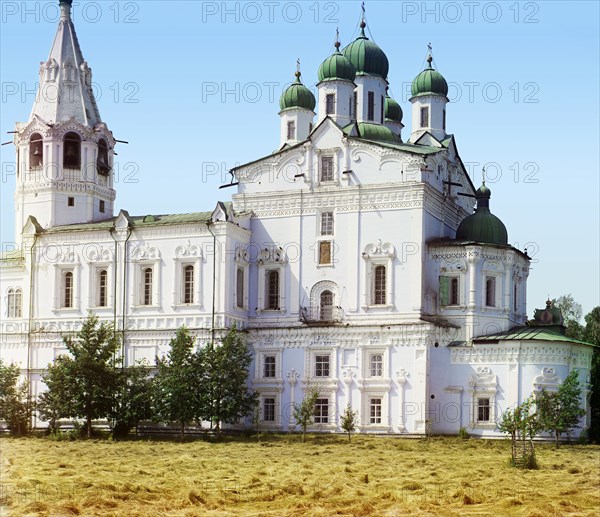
(0, 434, 598, 517)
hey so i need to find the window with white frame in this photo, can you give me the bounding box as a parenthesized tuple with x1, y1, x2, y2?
(320, 211, 334, 236)
(477, 397, 490, 422)
(420, 106, 429, 127)
(287, 120, 295, 140)
(182, 265, 194, 304)
(485, 276, 496, 307)
(263, 355, 276, 378)
(265, 270, 280, 310)
(439, 276, 459, 306)
(263, 397, 276, 422)
(142, 267, 153, 306)
(370, 353, 383, 377)
(314, 398, 329, 424)
(326, 93, 335, 115)
(370, 397, 382, 424)
(7, 288, 22, 318)
(315, 354, 330, 377)
(97, 269, 108, 307)
(62, 271, 74, 308)
(320, 156, 334, 182)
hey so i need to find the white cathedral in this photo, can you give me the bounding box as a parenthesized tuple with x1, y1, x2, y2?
(1, 0, 594, 436)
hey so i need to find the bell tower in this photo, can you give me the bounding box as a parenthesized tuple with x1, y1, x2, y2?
(13, 0, 116, 241)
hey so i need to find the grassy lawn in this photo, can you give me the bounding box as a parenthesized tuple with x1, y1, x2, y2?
(0, 434, 598, 516)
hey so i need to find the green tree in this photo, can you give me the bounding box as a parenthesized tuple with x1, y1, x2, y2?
(202, 326, 257, 437)
(554, 294, 584, 340)
(340, 404, 359, 443)
(293, 388, 319, 443)
(111, 363, 154, 438)
(152, 326, 200, 440)
(41, 314, 121, 438)
(537, 369, 586, 448)
(0, 360, 32, 435)
(498, 396, 541, 469)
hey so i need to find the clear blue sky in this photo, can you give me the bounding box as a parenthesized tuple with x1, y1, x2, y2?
(1, 1, 598, 317)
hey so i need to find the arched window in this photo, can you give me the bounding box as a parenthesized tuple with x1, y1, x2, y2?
(266, 270, 279, 310)
(98, 270, 108, 307)
(29, 133, 43, 168)
(374, 265, 386, 305)
(97, 138, 110, 175)
(183, 265, 194, 304)
(63, 132, 81, 169)
(63, 272, 73, 308)
(320, 290, 333, 321)
(7, 288, 22, 318)
(143, 267, 153, 306)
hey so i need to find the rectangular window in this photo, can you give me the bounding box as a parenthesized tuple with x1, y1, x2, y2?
(320, 156, 334, 182)
(98, 270, 108, 307)
(99, 200, 105, 213)
(477, 397, 490, 422)
(374, 265, 386, 305)
(370, 354, 383, 377)
(287, 121, 295, 140)
(263, 355, 276, 378)
(266, 270, 279, 310)
(367, 91, 375, 121)
(370, 397, 382, 424)
(319, 241, 332, 265)
(63, 271, 73, 308)
(314, 398, 329, 424)
(236, 267, 244, 308)
(420, 106, 429, 128)
(263, 398, 276, 422)
(183, 265, 194, 304)
(315, 355, 330, 377)
(68, 197, 74, 207)
(321, 211, 333, 235)
(485, 276, 496, 307)
(143, 267, 153, 306)
(326, 93, 335, 115)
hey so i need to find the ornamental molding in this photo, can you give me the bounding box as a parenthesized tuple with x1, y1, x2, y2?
(362, 239, 396, 260)
(174, 240, 202, 260)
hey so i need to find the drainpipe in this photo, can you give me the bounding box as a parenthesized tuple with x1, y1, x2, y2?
(27, 233, 38, 428)
(121, 228, 132, 368)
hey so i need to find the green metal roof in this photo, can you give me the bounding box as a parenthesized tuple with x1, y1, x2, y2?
(318, 50, 356, 83)
(342, 24, 389, 79)
(279, 72, 316, 112)
(473, 326, 596, 347)
(411, 58, 448, 98)
(384, 95, 402, 123)
(456, 182, 508, 245)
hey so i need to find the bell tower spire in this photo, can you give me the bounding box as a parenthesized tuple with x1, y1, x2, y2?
(13, 0, 116, 241)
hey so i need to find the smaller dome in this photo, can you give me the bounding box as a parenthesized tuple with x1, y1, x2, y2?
(411, 54, 448, 98)
(318, 48, 356, 82)
(455, 182, 508, 245)
(355, 122, 401, 144)
(384, 94, 402, 123)
(279, 72, 316, 112)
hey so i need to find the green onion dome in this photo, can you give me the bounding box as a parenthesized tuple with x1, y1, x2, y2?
(318, 41, 356, 82)
(279, 71, 316, 112)
(411, 54, 448, 98)
(456, 182, 508, 245)
(384, 94, 402, 123)
(342, 22, 389, 79)
(355, 122, 401, 144)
